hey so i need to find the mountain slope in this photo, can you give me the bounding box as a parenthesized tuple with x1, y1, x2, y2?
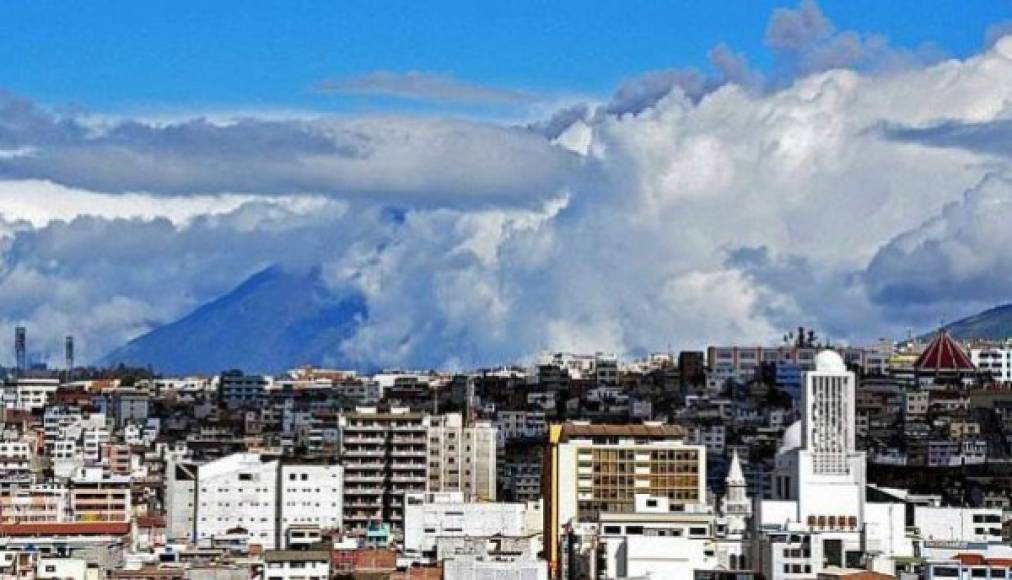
(927, 304, 1012, 341)
(103, 266, 367, 374)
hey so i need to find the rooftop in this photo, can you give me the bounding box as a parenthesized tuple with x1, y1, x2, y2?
(0, 522, 131, 536)
(555, 422, 686, 442)
(264, 550, 331, 563)
(915, 330, 976, 373)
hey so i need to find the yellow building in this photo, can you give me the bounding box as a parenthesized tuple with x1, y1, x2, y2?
(543, 422, 705, 578)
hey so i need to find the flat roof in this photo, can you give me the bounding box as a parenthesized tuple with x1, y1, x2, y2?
(0, 522, 131, 536)
(264, 550, 330, 562)
(558, 423, 686, 441)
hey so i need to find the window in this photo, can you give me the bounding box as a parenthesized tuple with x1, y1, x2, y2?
(933, 568, 960, 578)
(626, 526, 644, 535)
(239, 473, 253, 481)
(603, 526, 621, 534)
(989, 569, 1006, 578)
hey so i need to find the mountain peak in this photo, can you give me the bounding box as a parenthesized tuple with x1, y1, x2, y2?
(103, 265, 367, 375)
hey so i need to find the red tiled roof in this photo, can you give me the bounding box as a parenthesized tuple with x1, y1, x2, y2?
(915, 330, 976, 372)
(0, 522, 130, 536)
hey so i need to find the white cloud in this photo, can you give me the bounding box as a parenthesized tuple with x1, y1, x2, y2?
(1, 9, 1012, 369)
(0, 179, 330, 228)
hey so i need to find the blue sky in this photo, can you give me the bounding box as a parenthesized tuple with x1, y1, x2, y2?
(2, 0, 1009, 115)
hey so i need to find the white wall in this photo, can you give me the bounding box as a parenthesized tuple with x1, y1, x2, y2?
(403, 492, 526, 556)
(915, 507, 1003, 543)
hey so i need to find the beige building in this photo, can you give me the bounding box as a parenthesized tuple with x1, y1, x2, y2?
(0, 487, 69, 523)
(427, 414, 497, 502)
(70, 468, 131, 522)
(339, 408, 498, 534)
(339, 407, 431, 533)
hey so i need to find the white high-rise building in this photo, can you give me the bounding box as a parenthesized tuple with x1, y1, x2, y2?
(755, 351, 885, 579)
(165, 453, 343, 549)
(768, 350, 865, 521)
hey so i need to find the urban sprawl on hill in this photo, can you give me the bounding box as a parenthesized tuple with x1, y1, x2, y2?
(3, 326, 1012, 580)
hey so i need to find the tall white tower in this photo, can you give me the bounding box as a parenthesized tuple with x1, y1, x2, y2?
(771, 350, 865, 525)
(803, 350, 856, 476)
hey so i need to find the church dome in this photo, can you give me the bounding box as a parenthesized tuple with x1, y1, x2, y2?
(778, 420, 802, 454)
(814, 350, 846, 373)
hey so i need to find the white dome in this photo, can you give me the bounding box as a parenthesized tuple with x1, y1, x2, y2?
(814, 350, 846, 373)
(778, 420, 802, 454)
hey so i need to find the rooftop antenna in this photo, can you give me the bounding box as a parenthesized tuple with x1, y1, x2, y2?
(14, 326, 26, 377)
(65, 335, 74, 379)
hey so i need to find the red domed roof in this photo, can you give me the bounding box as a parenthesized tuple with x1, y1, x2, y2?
(914, 330, 976, 372)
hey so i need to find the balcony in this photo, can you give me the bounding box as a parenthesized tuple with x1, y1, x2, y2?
(391, 436, 427, 445)
(344, 474, 385, 483)
(343, 449, 386, 457)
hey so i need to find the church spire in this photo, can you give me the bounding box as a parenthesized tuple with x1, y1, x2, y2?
(727, 449, 745, 486)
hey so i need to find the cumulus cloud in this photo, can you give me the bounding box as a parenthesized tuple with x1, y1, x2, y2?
(985, 22, 1012, 49)
(765, 0, 833, 52)
(865, 174, 1012, 315)
(315, 70, 536, 105)
(602, 0, 947, 116)
(2, 6, 1012, 370)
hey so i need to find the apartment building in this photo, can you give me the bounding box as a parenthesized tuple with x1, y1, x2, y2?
(970, 347, 1012, 383)
(543, 422, 705, 577)
(165, 452, 342, 550)
(0, 486, 70, 523)
(219, 371, 269, 409)
(0, 440, 34, 486)
(1, 378, 60, 411)
(427, 414, 497, 502)
(103, 444, 133, 476)
(706, 345, 888, 383)
(495, 410, 548, 446)
(339, 407, 431, 533)
(402, 491, 528, 560)
(70, 467, 131, 522)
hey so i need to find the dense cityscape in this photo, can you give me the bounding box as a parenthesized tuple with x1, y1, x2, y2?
(3, 324, 1012, 579)
(4, 1, 1012, 579)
